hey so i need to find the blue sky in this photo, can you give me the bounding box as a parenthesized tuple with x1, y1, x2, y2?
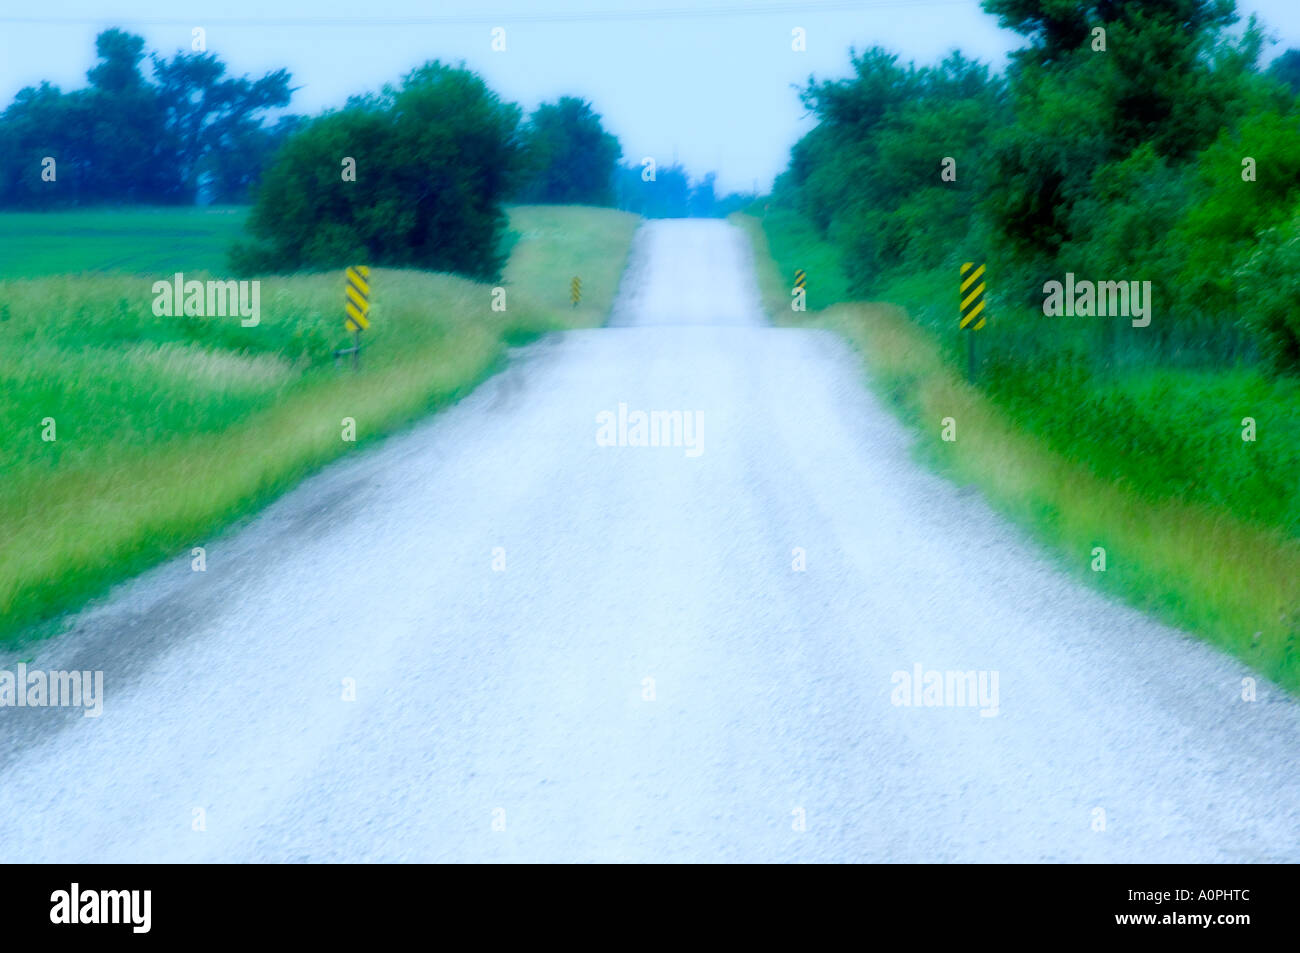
(3, 0, 1299, 194)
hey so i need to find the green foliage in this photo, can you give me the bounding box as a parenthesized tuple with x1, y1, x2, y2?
(775, 2, 1300, 375)
(1170, 105, 1300, 321)
(150, 50, 294, 203)
(0, 29, 292, 208)
(984, 0, 1238, 67)
(613, 162, 691, 217)
(982, 53, 1109, 267)
(983, 351, 1300, 535)
(981, 0, 1098, 63)
(516, 97, 621, 205)
(758, 1, 1300, 637)
(0, 204, 639, 642)
(1236, 208, 1300, 373)
(741, 207, 854, 312)
(747, 213, 1300, 691)
(204, 116, 303, 204)
(1267, 48, 1300, 93)
(774, 48, 1003, 290)
(236, 62, 522, 280)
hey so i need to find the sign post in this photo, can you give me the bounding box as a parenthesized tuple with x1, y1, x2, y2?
(336, 265, 371, 371)
(959, 261, 986, 383)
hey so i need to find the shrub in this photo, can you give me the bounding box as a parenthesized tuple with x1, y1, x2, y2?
(234, 62, 521, 280)
(1235, 211, 1300, 374)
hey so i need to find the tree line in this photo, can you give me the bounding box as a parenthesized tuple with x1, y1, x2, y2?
(1, 30, 749, 281)
(772, 0, 1300, 375)
(0, 29, 295, 206)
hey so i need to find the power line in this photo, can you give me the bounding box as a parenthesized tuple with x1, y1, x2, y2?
(0, 0, 973, 28)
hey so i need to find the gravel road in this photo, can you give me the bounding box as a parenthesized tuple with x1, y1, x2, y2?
(2, 219, 1296, 862)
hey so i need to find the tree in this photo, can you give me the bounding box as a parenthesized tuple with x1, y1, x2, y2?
(982, 0, 1237, 66)
(0, 83, 87, 207)
(234, 62, 522, 278)
(1235, 206, 1300, 373)
(613, 162, 691, 217)
(1267, 49, 1300, 94)
(774, 47, 1003, 288)
(516, 97, 621, 205)
(204, 115, 303, 204)
(0, 29, 293, 207)
(152, 51, 294, 202)
(980, 0, 1260, 301)
(80, 29, 176, 202)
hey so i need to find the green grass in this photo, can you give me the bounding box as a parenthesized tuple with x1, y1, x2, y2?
(744, 206, 855, 315)
(873, 268, 1300, 538)
(0, 204, 640, 644)
(735, 210, 1300, 694)
(0, 206, 250, 278)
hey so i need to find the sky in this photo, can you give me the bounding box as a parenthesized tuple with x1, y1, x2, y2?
(3, 0, 1300, 195)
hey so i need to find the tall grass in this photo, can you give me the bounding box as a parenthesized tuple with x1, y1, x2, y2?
(734, 211, 1300, 694)
(744, 206, 855, 314)
(0, 204, 640, 643)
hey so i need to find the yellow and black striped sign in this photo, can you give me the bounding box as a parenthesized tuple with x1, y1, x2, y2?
(959, 261, 986, 330)
(345, 266, 371, 332)
(794, 268, 806, 291)
(571, 276, 581, 306)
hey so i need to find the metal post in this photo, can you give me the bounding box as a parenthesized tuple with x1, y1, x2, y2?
(353, 329, 360, 371)
(967, 331, 976, 384)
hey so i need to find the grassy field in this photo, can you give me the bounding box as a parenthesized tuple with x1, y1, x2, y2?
(0, 206, 251, 279)
(735, 210, 1300, 694)
(0, 204, 640, 644)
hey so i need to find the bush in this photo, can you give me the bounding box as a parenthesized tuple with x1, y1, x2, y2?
(1235, 211, 1300, 374)
(516, 97, 621, 205)
(234, 62, 521, 280)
